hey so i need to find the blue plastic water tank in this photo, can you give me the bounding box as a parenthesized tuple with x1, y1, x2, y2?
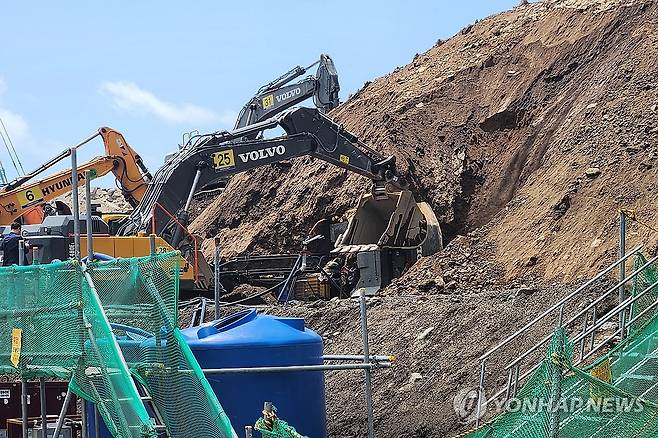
(181, 309, 327, 438)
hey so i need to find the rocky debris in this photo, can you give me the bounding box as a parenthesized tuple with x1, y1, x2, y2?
(56, 187, 132, 214)
(207, 273, 599, 437)
(416, 327, 435, 341)
(585, 167, 602, 178)
(409, 372, 423, 384)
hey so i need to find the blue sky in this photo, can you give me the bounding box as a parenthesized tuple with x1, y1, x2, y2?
(0, 1, 519, 185)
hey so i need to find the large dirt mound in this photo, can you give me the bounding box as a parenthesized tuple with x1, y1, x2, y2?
(191, 0, 658, 283)
(186, 1, 658, 435)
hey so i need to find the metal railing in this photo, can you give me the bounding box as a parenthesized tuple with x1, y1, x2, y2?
(473, 244, 658, 426)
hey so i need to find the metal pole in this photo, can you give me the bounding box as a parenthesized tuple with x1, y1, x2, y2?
(81, 398, 87, 438)
(548, 329, 564, 438)
(94, 405, 100, 438)
(184, 168, 202, 212)
(214, 237, 221, 319)
(579, 313, 588, 361)
(71, 148, 81, 261)
(21, 378, 28, 438)
(475, 360, 485, 427)
(149, 234, 156, 256)
(203, 362, 390, 374)
(85, 171, 94, 262)
(505, 367, 513, 400)
(590, 307, 597, 351)
(359, 289, 374, 438)
(323, 354, 393, 362)
(619, 210, 626, 339)
(52, 389, 72, 438)
(39, 378, 47, 438)
(18, 240, 24, 266)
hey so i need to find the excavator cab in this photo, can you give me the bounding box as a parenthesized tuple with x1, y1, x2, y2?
(333, 190, 442, 296)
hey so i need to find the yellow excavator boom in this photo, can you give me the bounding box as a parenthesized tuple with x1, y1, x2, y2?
(0, 127, 149, 224)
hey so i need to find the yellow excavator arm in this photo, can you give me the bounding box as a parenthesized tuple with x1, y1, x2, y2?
(99, 127, 150, 206)
(0, 127, 150, 224)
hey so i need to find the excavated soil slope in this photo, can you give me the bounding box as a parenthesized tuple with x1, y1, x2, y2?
(187, 0, 658, 436)
(191, 0, 658, 282)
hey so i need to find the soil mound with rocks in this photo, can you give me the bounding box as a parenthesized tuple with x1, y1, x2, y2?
(186, 0, 658, 435)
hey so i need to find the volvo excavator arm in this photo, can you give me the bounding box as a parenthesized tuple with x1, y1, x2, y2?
(233, 54, 340, 139)
(118, 106, 406, 241)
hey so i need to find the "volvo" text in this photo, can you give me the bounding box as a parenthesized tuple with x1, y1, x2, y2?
(238, 145, 286, 163)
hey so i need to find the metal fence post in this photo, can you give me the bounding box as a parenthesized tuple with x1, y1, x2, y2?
(475, 360, 486, 427)
(214, 237, 221, 319)
(149, 234, 156, 256)
(85, 171, 94, 262)
(548, 329, 564, 438)
(359, 289, 374, 438)
(71, 148, 81, 261)
(18, 240, 24, 266)
(39, 378, 47, 438)
(619, 210, 626, 339)
(21, 378, 28, 438)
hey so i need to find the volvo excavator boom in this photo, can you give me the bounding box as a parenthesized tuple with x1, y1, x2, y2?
(117, 106, 441, 294)
(233, 54, 340, 140)
(118, 106, 405, 241)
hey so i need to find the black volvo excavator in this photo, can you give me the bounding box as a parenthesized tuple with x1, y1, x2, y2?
(117, 106, 442, 295)
(189, 54, 340, 198)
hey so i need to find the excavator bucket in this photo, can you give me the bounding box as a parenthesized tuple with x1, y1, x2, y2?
(335, 190, 442, 255)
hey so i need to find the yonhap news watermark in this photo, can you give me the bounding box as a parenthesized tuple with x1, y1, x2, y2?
(453, 387, 645, 423)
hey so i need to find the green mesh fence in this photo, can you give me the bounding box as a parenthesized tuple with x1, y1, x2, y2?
(463, 254, 658, 438)
(630, 253, 658, 331)
(87, 253, 236, 438)
(0, 261, 156, 438)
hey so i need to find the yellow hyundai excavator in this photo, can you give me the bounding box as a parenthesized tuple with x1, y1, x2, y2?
(0, 127, 150, 225)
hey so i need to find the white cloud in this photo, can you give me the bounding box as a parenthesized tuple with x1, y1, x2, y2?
(100, 80, 235, 126)
(0, 109, 30, 143)
(0, 76, 30, 144)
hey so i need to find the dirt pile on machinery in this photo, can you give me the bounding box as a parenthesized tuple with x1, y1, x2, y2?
(188, 0, 658, 436)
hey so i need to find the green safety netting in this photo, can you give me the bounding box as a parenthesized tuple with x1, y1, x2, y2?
(463, 253, 658, 438)
(0, 253, 237, 438)
(0, 260, 156, 438)
(86, 253, 236, 438)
